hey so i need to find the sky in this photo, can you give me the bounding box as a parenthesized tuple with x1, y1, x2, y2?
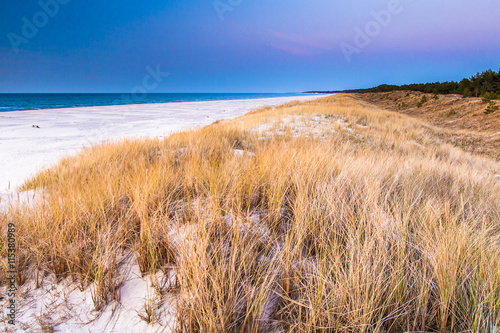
(0, 0, 499, 93)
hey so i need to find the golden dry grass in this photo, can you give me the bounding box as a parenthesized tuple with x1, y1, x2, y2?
(2, 94, 500, 331)
(356, 91, 500, 159)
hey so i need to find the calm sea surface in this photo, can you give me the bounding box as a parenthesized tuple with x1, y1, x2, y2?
(0, 93, 308, 112)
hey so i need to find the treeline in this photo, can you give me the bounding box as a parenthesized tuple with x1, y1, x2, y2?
(308, 69, 500, 100)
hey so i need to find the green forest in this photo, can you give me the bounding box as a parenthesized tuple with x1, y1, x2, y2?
(310, 69, 500, 100)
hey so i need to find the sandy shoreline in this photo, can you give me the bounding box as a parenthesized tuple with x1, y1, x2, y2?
(0, 94, 326, 332)
(0, 95, 324, 197)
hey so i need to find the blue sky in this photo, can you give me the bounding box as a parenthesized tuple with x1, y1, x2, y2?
(0, 0, 499, 93)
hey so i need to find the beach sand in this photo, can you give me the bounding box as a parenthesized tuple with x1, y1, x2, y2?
(0, 95, 323, 200)
(1, 95, 328, 332)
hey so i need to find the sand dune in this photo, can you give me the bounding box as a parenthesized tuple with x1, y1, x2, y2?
(0, 95, 324, 196)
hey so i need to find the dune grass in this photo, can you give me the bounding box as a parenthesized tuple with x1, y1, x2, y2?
(2, 94, 500, 331)
(356, 91, 500, 159)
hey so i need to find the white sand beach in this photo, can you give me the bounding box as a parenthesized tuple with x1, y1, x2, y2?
(1, 95, 328, 332)
(0, 95, 324, 200)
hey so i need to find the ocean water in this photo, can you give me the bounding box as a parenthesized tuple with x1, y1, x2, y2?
(0, 93, 307, 112)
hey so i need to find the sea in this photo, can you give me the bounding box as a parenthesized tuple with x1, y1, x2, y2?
(0, 93, 309, 112)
